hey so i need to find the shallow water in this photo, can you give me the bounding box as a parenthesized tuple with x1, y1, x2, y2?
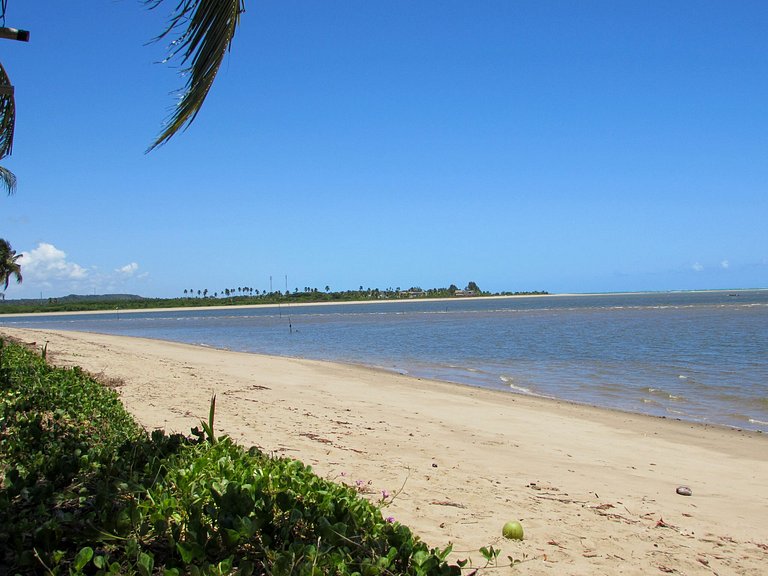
(3, 290, 767, 431)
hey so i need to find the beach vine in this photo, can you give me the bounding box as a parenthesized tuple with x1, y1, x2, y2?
(0, 338, 466, 575)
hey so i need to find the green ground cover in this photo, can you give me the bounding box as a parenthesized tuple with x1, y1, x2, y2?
(0, 339, 462, 575)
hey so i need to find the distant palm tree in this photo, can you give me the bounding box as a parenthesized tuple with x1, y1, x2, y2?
(0, 238, 22, 290)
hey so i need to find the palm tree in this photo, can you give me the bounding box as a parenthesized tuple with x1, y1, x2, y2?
(2, 0, 245, 164)
(0, 238, 22, 290)
(0, 1, 245, 275)
(0, 60, 17, 195)
(145, 0, 245, 150)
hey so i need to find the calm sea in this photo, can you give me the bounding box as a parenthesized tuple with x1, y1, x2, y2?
(2, 291, 767, 432)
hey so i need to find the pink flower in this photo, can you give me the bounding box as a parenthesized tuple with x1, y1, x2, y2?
(381, 490, 390, 499)
(386, 516, 395, 523)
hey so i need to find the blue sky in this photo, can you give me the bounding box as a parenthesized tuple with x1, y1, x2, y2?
(1, 1, 766, 298)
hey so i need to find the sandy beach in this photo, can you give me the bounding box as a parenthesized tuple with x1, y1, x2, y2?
(2, 327, 766, 575)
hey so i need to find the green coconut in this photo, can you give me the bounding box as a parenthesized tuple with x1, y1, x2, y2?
(502, 520, 524, 540)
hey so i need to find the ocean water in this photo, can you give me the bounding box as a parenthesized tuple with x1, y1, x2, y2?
(2, 291, 767, 432)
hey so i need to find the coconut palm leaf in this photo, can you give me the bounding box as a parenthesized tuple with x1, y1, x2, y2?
(146, 0, 244, 152)
(0, 60, 16, 160)
(0, 238, 22, 290)
(0, 164, 16, 195)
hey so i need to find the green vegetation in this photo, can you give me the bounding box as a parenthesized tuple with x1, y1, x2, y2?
(0, 239, 22, 291)
(0, 285, 548, 315)
(0, 338, 462, 575)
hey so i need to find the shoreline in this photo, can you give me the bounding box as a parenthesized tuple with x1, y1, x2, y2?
(2, 298, 765, 432)
(255, 350, 766, 437)
(1, 294, 553, 318)
(2, 327, 766, 575)
(1, 288, 765, 318)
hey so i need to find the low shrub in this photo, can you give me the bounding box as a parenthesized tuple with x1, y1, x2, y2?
(0, 339, 460, 575)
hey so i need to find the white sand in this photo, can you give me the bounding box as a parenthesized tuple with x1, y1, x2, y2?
(3, 327, 767, 575)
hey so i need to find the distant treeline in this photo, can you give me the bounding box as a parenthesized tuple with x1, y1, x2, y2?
(0, 284, 548, 314)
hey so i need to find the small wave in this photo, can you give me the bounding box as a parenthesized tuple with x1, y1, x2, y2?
(678, 375, 688, 380)
(643, 387, 685, 401)
(748, 418, 768, 426)
(508, 383, 532, 394)
(499, 375, 532, 394)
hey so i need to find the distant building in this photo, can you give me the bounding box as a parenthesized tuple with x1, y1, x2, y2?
(399, 290, 426, 298)
(453, 290, 476, 297)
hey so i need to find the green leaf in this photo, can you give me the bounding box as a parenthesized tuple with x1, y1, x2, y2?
(176, 541, 204, 564)
(237, 560, 255, 576)
(137, 552, 154, 576)
(73, 546, 94, 571)
(146, 1, 244, 151)
(436, 544, 453, 561)
(223, 527, 242, 546)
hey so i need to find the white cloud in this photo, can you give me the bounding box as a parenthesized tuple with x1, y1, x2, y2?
(21, 243, 88, 281)
(7, 243, 147, 298)
(116, 262, 139, 276)
(720, 260, 730, 269)
(692, 262, 704, 272)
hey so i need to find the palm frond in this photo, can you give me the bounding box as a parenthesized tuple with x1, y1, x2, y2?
(0, 165, 16, 195)
(0, 61, 16, 160)
(146, 0, 244, 152)
(0, 238, 22, 290)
